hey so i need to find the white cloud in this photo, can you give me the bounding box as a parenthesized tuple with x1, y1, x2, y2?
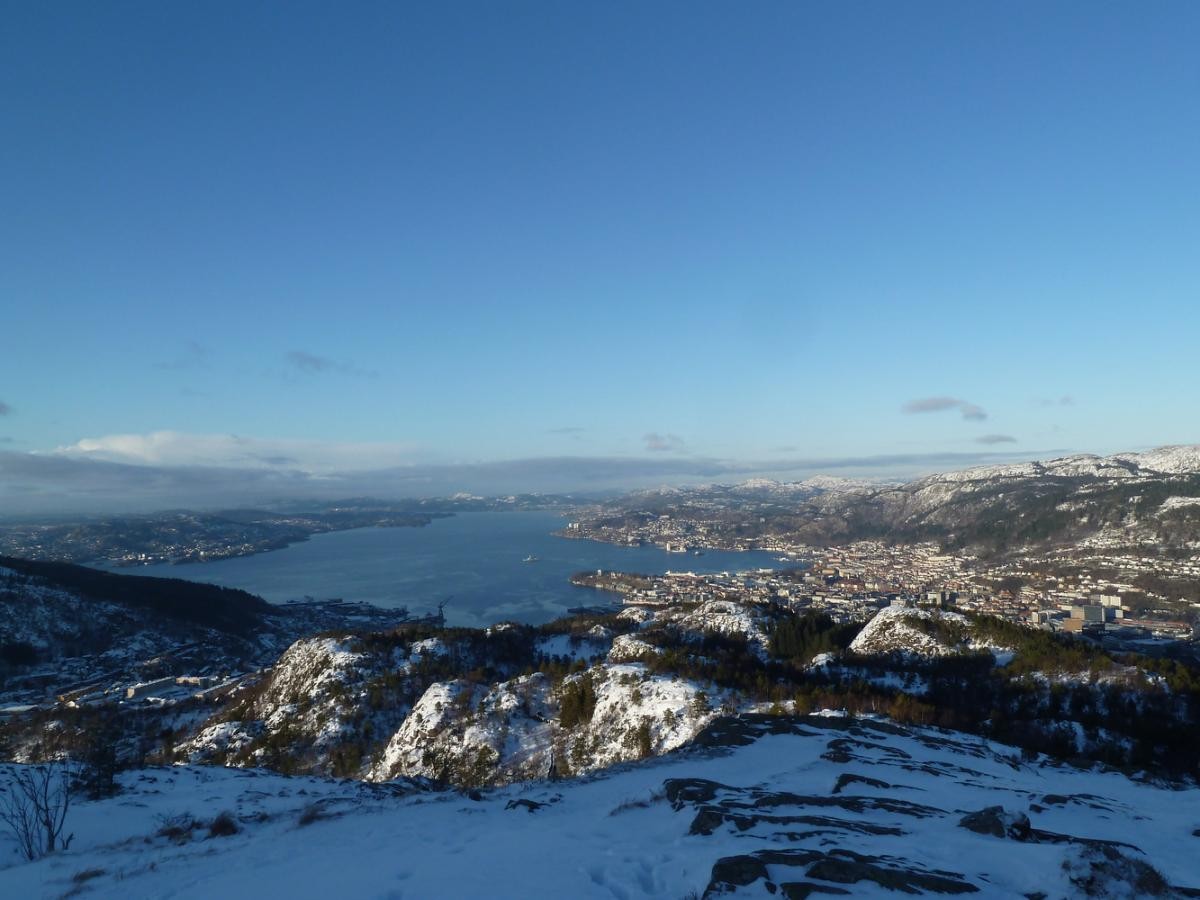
(57, 431, 422, 474)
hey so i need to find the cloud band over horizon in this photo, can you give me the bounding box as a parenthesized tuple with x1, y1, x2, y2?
(0, 431, 1057, 515)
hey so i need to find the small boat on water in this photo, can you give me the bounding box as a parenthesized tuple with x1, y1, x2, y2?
(523, 555, 539, 563)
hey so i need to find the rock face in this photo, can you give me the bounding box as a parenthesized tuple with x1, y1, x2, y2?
(368, 673, 557, 786)
(179, 617, 733, 785)
(558, 663, 723, 775)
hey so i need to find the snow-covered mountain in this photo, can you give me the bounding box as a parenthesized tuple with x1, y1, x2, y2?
(3, 714, 1197, 898)
(583, 444, 1200, 554)
(851, 445, 1200, 551)
(754, 444, 1200, 552)
(733, 476, 881, 496)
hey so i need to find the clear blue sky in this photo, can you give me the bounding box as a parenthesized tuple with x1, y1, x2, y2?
(1, 2, 1198, 509)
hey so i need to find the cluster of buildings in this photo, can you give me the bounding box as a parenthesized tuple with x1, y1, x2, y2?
(561, 512, 789, 553)
(576, 537, 1199, 648)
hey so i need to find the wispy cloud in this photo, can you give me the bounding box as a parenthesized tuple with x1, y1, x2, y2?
(1036, 395, 1075, 407)
(547, 427, 585, 436)
(902, 396, 987, 421)
(285, 350, 376, 378)
(644, 432, 685, 452)
(975, 434, 1017, 445)
(0, 400, 11, 416)
(154, 341, 211, 372)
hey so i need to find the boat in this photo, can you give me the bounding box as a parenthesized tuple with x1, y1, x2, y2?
(523, 555, 539, 563)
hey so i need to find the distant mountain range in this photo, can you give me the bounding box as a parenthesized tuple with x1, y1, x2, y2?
(600, 445, 1200, 555)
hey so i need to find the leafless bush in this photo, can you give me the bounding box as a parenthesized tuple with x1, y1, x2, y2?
(297, 801, 329, 826)
(0, 760, 76, 861)
(207, 810, 239, 838)
(154, 811, 200, 842)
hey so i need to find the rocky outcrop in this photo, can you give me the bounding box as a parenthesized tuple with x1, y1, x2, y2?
(368, 673, 557, 786)
(958, 805, 1031, 840)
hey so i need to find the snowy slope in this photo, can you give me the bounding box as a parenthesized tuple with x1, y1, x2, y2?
(2, 715, 1197, 899)
(848, 606, 1013, 661)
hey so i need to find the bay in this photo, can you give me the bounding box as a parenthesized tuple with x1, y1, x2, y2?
(114, 510, 790, 627)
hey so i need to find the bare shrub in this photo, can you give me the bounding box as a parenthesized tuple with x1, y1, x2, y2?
(154, 811, 200, 842)
(207, 810, 239, 838)
(297, 802, 330, 826)
(0, 760, 76, 861)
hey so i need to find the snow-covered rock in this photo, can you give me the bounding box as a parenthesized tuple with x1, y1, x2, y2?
(654, 599, 774, 658)
(369, 673, 557, 785)
(849, 605, 1005, 659)
(560, 663, 726, 775)
(607, 634, 663, 663)
(3, 716, 1197, 899)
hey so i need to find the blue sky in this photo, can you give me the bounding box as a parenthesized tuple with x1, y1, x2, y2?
(1, 2, 1198, 510)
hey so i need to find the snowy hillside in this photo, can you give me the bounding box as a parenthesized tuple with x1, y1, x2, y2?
(580, 442, 1200, 555)
(2, 715, 1197, 898)
(176, 590, 791, 785)
(805, 443, 1200, 553)
(0, 560, 413, 718)
(848, 606, 1012, 660)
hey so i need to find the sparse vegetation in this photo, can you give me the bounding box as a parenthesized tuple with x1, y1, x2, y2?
(0, 759, 76, 860)
(208, 810, 240, 837)
(155, 811, 202, 842)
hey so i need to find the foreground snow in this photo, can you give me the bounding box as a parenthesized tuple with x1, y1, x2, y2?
(2, 715, 1197, 899)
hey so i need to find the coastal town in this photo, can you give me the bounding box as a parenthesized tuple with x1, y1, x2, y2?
(572, 536, 1199, 653)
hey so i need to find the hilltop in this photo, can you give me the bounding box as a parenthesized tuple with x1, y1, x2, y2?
(3, 715, 1198, 898)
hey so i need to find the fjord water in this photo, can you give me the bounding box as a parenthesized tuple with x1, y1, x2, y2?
(122, 511, 787, 627)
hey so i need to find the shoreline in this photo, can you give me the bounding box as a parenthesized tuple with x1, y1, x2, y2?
(90, 514, 451, 569)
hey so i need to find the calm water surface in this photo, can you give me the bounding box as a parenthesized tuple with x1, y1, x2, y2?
(117, 511, 789, 626)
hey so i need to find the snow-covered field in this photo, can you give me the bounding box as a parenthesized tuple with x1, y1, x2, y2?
(2, 715, 1196, 899)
